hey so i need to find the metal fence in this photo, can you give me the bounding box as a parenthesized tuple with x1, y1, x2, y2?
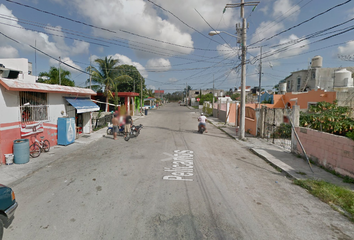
(92, 114, 113, 130)
(263, 107, 292, 150)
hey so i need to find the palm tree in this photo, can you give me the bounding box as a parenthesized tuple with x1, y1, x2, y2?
(38, 67, 75, 86)
(89, 56, 120, 112)
(110, 75, 133, 110)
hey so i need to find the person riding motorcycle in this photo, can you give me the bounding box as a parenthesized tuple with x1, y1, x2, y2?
(198, 113, 207, 133)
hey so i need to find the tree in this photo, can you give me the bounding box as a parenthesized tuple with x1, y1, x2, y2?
(89, 56, 120, 112)
(147, 89, 155, 97)
(38, 67, 75, 86)
(300, 101, 354, 137)
(183, 85, 192, 97)
(115, 65, 145, 94)
(110, 75, 133, 110)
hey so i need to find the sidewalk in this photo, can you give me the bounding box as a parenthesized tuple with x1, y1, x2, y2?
(206, 116, 354, 191)
(0, 115, 144, 187)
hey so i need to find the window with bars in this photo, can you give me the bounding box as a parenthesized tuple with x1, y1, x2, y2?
(20, 92, 48, 122)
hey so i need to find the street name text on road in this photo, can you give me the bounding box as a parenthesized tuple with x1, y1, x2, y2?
(163, 150, 194, 181)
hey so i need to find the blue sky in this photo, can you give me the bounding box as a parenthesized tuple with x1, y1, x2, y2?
(0, 0, 354, 93)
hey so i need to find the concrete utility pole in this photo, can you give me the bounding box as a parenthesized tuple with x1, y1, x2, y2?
(225, 0, 259, 140)
(258, 46, 262, 109)
(212, 74, 215, 107)
(89, 55, 92, 89)
(59, 56, 61, 85)
(140, 75, 143, 113)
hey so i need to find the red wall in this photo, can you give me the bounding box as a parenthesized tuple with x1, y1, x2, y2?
(0, 122, 57, 165)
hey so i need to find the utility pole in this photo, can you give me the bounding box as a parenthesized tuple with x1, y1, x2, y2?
(58, 56, 61, 85)
(212, 74, 215, 107)
(89, 55, 92, 89)
(186, 82, 187, 105)
(225, 0, 259, 140)
(258, 46, 262, 109)
(140, 75, 143, 114)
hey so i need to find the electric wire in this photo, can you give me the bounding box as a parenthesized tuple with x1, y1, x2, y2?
(249, 0, 352, 47)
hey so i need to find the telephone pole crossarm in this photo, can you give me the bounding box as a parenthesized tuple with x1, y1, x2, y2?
(226, 2, 259, 8)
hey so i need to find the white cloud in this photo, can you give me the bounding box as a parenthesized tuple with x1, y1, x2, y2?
(251, 21, 284, 45)
(0, 45, 19, 58)
(259, 6, 269, 15)
(169, 77, 178, 83)
(91, 54, 148, 78)
(109, 53, 148, 78)
(61, 0, 239, 58)
(348, 7, 354, 19)
(147, 85, 156, 90)
(272, 0, 300, 21)
(153, 0, 239, 33)
(216, 44, 239, 59)
(267, 34, 310, 60)
(0, 4, 90, 58)
(49, 57, 82, 72)
(146, 58, 171, 71)
(338, 41, 354, 55)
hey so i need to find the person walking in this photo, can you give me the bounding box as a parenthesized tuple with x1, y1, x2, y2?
(112, 113, 119, 140)
(124, 113, 133, 138)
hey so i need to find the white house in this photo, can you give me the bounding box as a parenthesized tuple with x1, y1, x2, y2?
(0, 58, 99, 165)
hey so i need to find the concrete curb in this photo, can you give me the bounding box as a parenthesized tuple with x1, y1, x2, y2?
(249, 148, 299, 180)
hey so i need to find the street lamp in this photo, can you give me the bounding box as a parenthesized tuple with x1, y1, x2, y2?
(208, 31, 239, 40)
(209, 30, 246, 140)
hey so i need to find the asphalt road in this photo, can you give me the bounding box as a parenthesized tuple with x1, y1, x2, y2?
(4, 103, 354, 240)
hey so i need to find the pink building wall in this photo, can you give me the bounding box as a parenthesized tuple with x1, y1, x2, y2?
(296, 127, 354, 178)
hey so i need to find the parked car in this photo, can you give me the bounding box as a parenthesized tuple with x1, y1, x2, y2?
(0, 184, 18, 240)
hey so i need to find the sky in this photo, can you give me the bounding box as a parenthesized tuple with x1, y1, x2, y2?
(0, 0, 354, 93)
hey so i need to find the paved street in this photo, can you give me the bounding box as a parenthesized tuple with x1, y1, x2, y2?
(4, 103, 354, 240)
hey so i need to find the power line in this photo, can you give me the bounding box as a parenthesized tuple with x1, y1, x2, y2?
(252, 0, 314, 42)
(5, 0, 230, 54)
(0, 21, 109, 47)
(249, 0, 352, 47)
(145, 0, 224, 46)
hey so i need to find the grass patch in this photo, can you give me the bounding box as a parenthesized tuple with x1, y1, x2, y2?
(295, 171, 307, 175)
(343, 176, 354, 184)
(294, 179, 354, 221)
(192, 106, 199, 109)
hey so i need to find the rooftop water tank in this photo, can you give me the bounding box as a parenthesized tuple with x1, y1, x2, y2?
(334, 68, 353, 87)
(279, 82, 287, 93)
(311, 56, 323, 68)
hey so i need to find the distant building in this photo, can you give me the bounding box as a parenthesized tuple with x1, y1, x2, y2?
(282, 56, 354, 92)
(279, 55, 354, 116)
(154, 89, 164, 99)
(188, 89, 224, 99)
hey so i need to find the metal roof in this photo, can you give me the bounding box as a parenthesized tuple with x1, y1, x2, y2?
(0, 78, 96, 95)
(65, 97, 100, 113)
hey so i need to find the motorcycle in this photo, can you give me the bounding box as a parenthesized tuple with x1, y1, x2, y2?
(198, 124, 206, 134)
(124, 124, 143, 141)
(107, 124, 124, 135)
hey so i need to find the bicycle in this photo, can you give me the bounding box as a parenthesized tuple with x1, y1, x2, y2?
(29, 135, 50, 158)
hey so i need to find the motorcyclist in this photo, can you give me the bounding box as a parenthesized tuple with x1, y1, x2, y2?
(198, 113, 207, 133)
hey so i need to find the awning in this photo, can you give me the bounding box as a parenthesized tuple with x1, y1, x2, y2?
(65, 97, 100, 113)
